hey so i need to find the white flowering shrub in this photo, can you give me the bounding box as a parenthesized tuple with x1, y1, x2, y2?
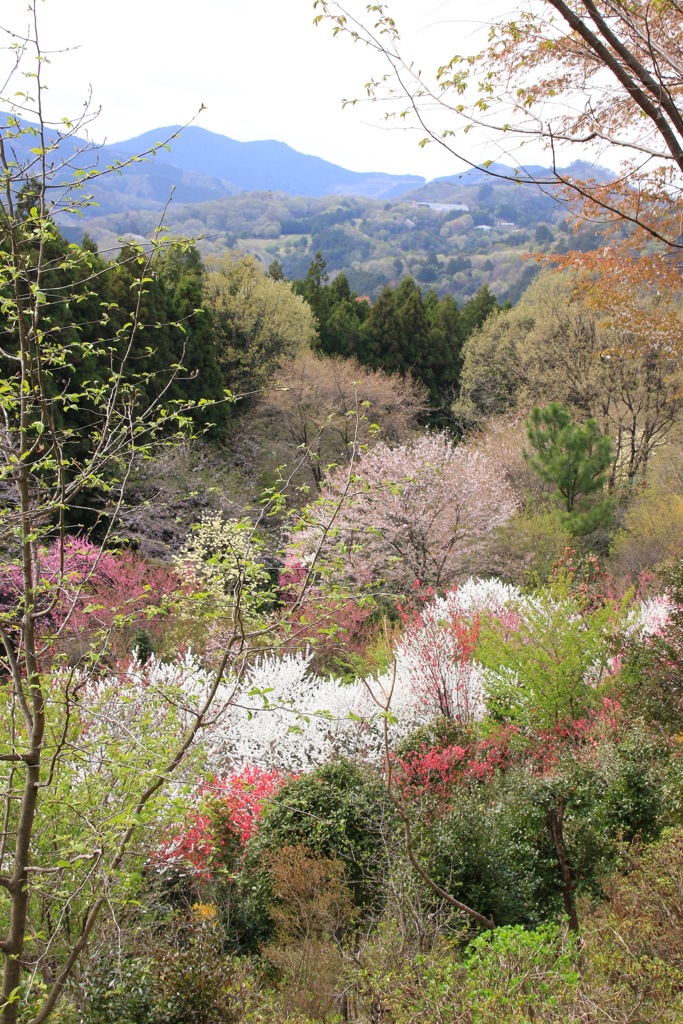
(205, 650, 426, 772)
(625, 594, 671, 638)
(78, 579, 664, 779)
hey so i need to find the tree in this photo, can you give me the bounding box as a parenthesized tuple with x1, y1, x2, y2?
(203, 251, 317, 397)
(292, 260, 370, 360)
(525, 403, 613, 534)
(356, 278, 465, 418)
(246, 349, 426, 491)
(454, 272, 683, 485)
(313, 0, 683, 250)
(452, 310, 525, 432)
(293, 433, 517, 592)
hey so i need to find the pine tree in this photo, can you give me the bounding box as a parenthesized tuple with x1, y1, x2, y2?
(525, 403, 613, 535)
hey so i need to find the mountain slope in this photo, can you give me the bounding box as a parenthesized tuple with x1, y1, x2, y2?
(109, 125, 425, 199)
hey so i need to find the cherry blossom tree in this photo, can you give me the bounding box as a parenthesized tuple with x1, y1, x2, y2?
(292, 433, 517, 593)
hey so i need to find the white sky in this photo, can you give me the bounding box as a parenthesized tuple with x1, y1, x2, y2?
(1, 0, 583, 181)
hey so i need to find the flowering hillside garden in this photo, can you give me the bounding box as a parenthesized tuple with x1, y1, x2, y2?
(2, 391, 682, 1024)
(3, 9, 683, 1018)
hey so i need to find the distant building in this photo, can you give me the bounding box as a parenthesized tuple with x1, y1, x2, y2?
(412, 201, 470, 213)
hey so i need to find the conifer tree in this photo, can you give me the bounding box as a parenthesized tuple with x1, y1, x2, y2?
(525, 403, 613, 535)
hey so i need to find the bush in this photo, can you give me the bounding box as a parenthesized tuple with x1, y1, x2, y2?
(227, 761, 393, 951)
(463, 923, 579, 1021)
(619, 560, 683, 729)
(486, 508, 573, 587)
(249, 760, 391, 908)
(148, 905, 256, 1024)
(476, 584, 625, 729)
(262, 846, 355, 1021)
(407, 720, 678, 930)
(579, 827, 683, 1022)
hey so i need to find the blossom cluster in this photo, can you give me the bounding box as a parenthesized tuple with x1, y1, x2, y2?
(159, 765, 285, 878)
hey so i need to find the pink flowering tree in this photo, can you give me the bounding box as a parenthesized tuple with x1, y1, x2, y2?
(291, 433, 517, 593)
(0, 538, 183, 667)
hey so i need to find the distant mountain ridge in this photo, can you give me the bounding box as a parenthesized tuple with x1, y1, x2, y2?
(2, 117, 614, 213)
(1, 119, 426, 208)
(112, 126, 426, 200)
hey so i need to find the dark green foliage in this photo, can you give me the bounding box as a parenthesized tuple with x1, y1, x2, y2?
(153, 245, 229, 438)
(421, 769, 562, 928)
(106, 243, 228, 439)
(148, 912, 250, 1024)
(293, 256, 498, 423)
(460, 284, 500, 336)
(292, 254, 370, 359)
(250, 760, 391, 905)
(227, 761, 392, 951)
(525, 402, 613, 534)
(0, 226, 227, 449)
(78, 912, 254, 1024)
(413, 727, 676, 930)
(78, 957, 152, 1024)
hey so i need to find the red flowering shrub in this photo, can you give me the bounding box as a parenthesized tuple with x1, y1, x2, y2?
(159, 766, 286, 880)
(392, 725, 519, 802)
(392, 701, 625, 806)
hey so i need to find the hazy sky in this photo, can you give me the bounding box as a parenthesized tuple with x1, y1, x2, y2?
(2, 0, 567, 181)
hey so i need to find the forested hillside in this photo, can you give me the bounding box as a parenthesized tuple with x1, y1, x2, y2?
(2, 5, 683, 1024)
(62, 162, 604, 304)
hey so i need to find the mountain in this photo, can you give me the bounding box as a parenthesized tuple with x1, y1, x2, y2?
(4, 117, 612, 305)
(1, 119, 425, 210)
(401, 160, 614, 202)
(111, 126, 426, 200)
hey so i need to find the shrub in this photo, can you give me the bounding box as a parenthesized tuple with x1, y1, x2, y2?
(148, 905, 256, 1024)
(262, 846, 355, 1021)
(579, 827, 683, 1021)
(476, 584, 626, 729)
(619, 560, 683, 729)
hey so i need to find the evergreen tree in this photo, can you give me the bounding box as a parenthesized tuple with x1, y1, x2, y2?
(106, 244, 227, 436)
(292, 255, 500, 429)
(424, 290, 464, 418)
(525, 402, 613, 535)
(460, 284, 500, 337)
(358, 282, 406, 369)
(154, 244, 229, 438)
